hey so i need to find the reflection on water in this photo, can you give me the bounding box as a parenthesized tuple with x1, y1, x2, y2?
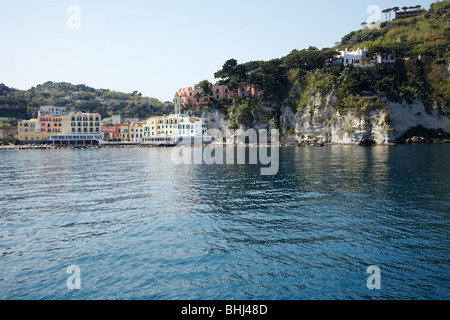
(0, 145, 449, 300)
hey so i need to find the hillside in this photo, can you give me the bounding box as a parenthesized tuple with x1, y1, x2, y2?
(0, 81, 172, 121)
(185, 0, 450, 144)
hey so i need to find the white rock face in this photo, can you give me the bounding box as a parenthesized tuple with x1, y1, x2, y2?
(387, 100, 450, 139)
(192, 93, 449, 145)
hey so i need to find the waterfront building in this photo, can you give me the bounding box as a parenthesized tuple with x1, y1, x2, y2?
(129, 122, 143, 143)
(38, 114, 63, 136)
(47, 112, 102, 145)
(18, 119, 47, 142)
(118, 124, 131, 142)
(142, 114, 208, 144)
(61, 113, 101, 135)
(115, 122, 144, 142)
(102, 125, 121, 141)
(18, 116, 63, 142)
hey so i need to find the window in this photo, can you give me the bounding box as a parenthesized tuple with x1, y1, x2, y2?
(215, 88, 220, 93)
(216, 95, 220, 100)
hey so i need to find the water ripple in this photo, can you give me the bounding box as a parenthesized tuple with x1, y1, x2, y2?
(0, 145, 449, 299)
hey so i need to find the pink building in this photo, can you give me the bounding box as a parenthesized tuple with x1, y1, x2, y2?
(174, 85, 264, 114)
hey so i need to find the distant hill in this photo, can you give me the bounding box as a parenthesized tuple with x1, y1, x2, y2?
(0, 81, 173, 121)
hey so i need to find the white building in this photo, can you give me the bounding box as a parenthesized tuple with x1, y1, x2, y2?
(376, 53, 395, 64)
(129, 122, 143, 143)
(177, 114, 207, 138)
(111, 115, 121, 125)
(339, 48, 370, 67)
(142, 114, 209, 144)
(38, 106, 67, 117)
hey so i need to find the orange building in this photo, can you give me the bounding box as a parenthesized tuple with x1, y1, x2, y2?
(174, 85, 264, 114)
(38, 115, 63, 135)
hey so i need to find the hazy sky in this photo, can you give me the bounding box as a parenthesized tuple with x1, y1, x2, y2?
(0, 0, 436, 102)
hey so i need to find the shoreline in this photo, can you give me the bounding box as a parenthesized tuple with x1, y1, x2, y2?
(1, 139, 449, 150)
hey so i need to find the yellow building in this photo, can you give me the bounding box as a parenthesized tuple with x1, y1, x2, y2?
(18, 119, 49, 142)
(62, 113, 101, 134)
(118, 124, 130, 142)
(143, 115, 179, 139)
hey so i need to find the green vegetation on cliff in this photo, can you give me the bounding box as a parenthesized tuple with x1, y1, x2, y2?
(199, 1, 450, 127)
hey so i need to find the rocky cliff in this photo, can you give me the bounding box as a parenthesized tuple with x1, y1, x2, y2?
(189, 81, 450, 146)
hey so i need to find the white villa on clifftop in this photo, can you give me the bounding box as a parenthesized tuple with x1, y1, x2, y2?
(334, 48, 395, 67)
(339, 48, 368, 66)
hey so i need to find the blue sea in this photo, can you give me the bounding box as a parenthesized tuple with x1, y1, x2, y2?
(0, 145, 449, 300)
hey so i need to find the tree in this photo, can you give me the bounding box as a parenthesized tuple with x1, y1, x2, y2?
(1, 123, 17, 144)
(392, 6, 400, 19)
(361, 22, 368, 28)
(197, 80, 213, 97)
(382, 8, 390, 21)
(388, 8, 394, 21)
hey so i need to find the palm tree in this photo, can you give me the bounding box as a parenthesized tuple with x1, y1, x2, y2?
(361, 22, 368, 29)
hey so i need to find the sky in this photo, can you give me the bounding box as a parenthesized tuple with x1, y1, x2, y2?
(0, 0, 437, 102)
